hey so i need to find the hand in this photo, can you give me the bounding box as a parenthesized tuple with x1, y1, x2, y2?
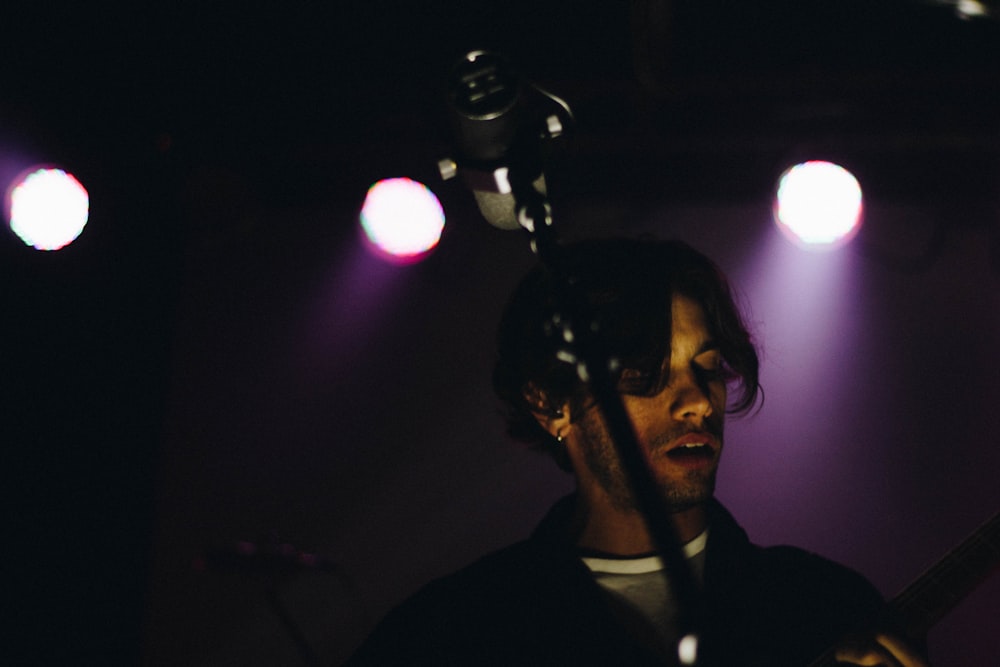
(834, 632, 929, 666)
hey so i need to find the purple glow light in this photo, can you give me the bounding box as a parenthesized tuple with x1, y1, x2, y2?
(7, 168, 90, 250)
(773, 161, 863, 250)
(360, 178, 445, 263)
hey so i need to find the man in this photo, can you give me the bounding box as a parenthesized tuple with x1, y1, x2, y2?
(347, 238, 927, 666)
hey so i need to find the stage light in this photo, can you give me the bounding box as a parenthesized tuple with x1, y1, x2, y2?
(360, 178, 445, 263)
(773, 161, 863, 250)
(6, 168, 90, 250)
(955, 0, 989, 20)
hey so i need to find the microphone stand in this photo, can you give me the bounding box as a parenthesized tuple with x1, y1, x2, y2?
(506, 143, 709, 667)
(442, 49, 708, 664)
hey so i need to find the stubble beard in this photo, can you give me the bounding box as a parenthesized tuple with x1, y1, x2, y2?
(576, 409, 723, 514)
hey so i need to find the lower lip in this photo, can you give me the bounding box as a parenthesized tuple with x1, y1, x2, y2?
(663, 449, 716, 469)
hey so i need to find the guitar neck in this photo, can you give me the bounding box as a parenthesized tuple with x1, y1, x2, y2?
(809, 511, 1000, 667)
(893, 511, 1000, 637)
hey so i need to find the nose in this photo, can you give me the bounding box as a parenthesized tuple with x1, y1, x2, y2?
(669, 369, 714, 423)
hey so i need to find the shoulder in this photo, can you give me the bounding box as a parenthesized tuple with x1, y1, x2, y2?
(343, 538, 584, 665)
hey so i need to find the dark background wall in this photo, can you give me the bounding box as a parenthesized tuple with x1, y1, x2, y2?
(3, 2, 999, 664)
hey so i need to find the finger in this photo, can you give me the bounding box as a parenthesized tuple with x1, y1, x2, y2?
(875, 633, 929, 667)
(834, 640, 903, 666)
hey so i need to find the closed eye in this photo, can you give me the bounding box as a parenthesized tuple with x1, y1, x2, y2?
(695, 364, 735, 383)
(693, 350, 735, 383)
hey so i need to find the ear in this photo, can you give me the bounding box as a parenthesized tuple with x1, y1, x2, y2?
(523, 383, 572, 439)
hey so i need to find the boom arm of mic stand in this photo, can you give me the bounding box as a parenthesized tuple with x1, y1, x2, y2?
(513, 177, 708, 667)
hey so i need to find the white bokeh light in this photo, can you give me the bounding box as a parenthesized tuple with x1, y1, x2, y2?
(7, 168, 90, 251)
(773, 161, 863, 250)
(955, 0, 988, 20)
(360, 178, 445, 263)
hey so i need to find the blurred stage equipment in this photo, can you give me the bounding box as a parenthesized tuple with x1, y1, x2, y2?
(195, 539, 340, 575)
(195, 539, 340, 667)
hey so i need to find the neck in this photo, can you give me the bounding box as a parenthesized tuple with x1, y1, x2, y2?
(570, 492, 708, 556)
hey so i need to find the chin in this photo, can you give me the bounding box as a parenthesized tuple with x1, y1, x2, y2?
(662, 477, 716, 512)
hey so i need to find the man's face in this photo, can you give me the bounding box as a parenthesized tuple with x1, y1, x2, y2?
(568, 293, 728, 513)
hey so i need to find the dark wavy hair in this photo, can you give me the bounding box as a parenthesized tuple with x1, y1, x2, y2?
(492, 238, 760, 470)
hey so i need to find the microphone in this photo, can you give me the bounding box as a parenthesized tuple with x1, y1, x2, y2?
(440, 50, 572, 230)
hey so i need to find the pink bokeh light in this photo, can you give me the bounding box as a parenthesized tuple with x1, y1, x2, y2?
(360, 178, 445, 264)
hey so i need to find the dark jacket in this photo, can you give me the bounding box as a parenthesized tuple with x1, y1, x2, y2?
(346, 497, 885, 666)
